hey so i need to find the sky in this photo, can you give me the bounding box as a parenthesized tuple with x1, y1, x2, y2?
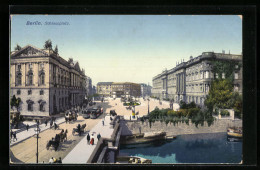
(10, 15, 242, 86)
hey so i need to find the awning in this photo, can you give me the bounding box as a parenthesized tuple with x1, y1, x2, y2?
(26, 99, 34, 104)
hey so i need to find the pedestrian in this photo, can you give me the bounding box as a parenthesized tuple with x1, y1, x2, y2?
(65, 117, 68, 124)
(102, 118, 105, 126)
(26, 124, 29, 131)
(58, 157, 62, 163)
(45, 120, 48, 127)
(77, 124, 81, 136)
(54, 123, 58, 130)
(49, 157, 54, 163)
(97, 133, 101, 141)
(90, 134, 94, 145)
(87, 133, 90, 144)
(10, 130, 13, 140)
(13, 132, 17, 142)
(50, 120, 53, 128)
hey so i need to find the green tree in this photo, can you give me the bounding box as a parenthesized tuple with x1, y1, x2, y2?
(204, 79, 233, 112)
(44, 39, 53, 53)
(14, 44, 22, 51)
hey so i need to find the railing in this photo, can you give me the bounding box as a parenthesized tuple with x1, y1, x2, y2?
(87, 117, 121, 163)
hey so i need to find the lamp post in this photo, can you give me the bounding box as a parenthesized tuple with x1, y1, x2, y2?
(34, 122, 41, 163)
(148, 98, 150, 115)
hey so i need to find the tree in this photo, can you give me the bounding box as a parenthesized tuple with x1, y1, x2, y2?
(44, 39, 53, 53)
(204, 79, 233, 113)
(54, 45, 58, 55)
(14, 44, 22, 51)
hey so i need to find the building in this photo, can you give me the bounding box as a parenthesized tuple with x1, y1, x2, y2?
(10, 45, 87, 117)
(97, 82, 141, 98)
(97, 82, 113, 97)
(140, 83, 152, 98)
(152, 51, 242, 106)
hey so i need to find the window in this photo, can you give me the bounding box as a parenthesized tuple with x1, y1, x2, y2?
(39, 72, 45, 85)
(234, 73, 238, 79)
(222, 73, 225, 79)
(215, 73, 218, 79)
(17, 89, 21, 95)
(17, 64, 21, 71)
(28, 71, 33, 85)
(39, 103, 45, 111)
(40, 63, 44, 69)
(40, 90, 44, 95)
(28, 103, 33, 111)
(205, 71, 209, 78)
(16, 72, 22, 85)
(29, 63, 33, 69)
(28, 89, 32, 95)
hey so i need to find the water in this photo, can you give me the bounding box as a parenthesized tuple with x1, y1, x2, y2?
(119, 132, 242, 164)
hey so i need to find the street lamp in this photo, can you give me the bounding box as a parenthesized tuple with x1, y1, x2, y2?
(34, 122, 41, 163)
(148, 98, 150, 115)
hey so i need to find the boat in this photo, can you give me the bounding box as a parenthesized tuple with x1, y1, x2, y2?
(227, 127, 242, 138)
(116, 156, 152, 164)
(165, 135, 177, 140)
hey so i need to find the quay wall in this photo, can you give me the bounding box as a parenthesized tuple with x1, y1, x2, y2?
(120, 119, 242, 136)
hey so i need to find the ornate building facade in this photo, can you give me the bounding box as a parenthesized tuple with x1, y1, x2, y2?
(152, 52, 242, 106)
(140, 83, 152, 98)
(97, 82, 141, 97)
(10, 45, 87, 117)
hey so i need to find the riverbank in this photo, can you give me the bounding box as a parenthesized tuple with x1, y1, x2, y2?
(120, 119, 242, 136)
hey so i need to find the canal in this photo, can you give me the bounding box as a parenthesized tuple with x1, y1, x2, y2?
(119, 132, 242, 164)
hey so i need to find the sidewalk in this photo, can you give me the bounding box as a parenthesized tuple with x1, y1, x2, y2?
(62, 115, 115, 164)
(10, 117, 65, 146)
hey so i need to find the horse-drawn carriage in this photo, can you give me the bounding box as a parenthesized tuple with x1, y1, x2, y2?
(65, 111, 77, 122)
(46, 129, 68, 151)
(72, 123, 86, 136)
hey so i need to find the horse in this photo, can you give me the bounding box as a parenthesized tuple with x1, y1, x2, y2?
(46, 136, 60, 151)
(60, 129, 68, 142)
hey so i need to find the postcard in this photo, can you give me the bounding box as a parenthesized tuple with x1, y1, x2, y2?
(9, 14, 243, 164)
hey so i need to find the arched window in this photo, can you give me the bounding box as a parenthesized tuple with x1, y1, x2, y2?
(27, 100, 34, 111)
(38, 100, 46, 112)
(39, 71, 45, 85)
(16, 72, 22, 86)
(27, 71, 33, 85)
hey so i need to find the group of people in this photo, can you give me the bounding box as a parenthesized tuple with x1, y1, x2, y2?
(86, 133, 101, 145)
(10, 130, 17, 142)
(49, 157, 62, 163)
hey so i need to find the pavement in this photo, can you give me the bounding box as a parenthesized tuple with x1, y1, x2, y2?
(62, 115, 115, 164)
(10, 117, 65, 146)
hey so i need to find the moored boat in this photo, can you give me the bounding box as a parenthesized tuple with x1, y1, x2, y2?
(116, 156, 152, 164)
(227, 127, 242, 138)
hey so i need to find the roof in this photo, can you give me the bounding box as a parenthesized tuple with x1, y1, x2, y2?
(97, 82, 113, 85)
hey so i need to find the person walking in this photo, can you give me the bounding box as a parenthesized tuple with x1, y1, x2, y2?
(10, 130, 13, 140)
(102, 118, 105, 126)
(26, 124, 29, 131)
(58, 157, 62, 163)
(13, 132, 17, 142)
(90, 134, 94, 145)
(65, 117, 68, 124)
(77, 124, 81, 136)
(45, 120, 48, 127)
(97, 133, 101, 141)
(50, 120, 53, 128)
(87, 133, 90, 144)
(54, 123, 58, 130)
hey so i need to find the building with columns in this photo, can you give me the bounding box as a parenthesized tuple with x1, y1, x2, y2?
(10, 45, 87, 117)
(152, 51, 242, 106)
